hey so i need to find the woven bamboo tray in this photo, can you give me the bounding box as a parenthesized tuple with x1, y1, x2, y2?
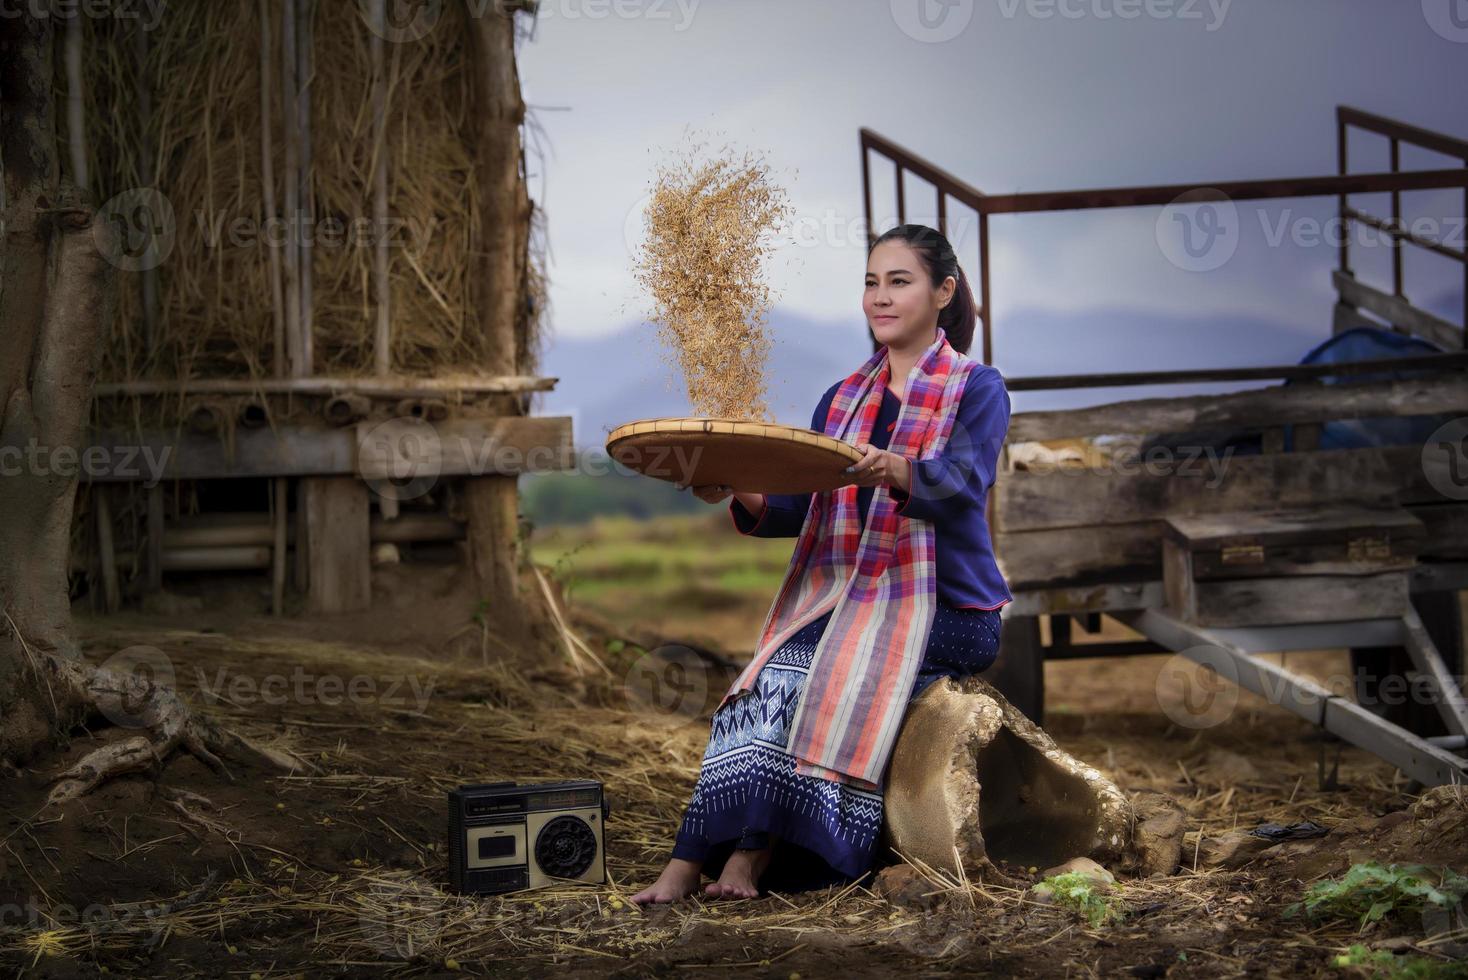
(605, 417, 865, 494)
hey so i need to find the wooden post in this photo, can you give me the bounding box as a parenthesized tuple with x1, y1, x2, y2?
(464, 5, 533, 632)
(464, 478, 524, 635)
(370, 0, 391, 378)
(296, 0, 315, 374)
(280, 0, 302, 377)
(145, 484, 164, 591)
(272, 476, 288, 615)
(303, 477, 371, 613)
(94, 489, 121, 613)
(259, 0, 285, 378)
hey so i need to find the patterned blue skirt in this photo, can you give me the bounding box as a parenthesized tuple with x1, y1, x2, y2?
(670, 600, 1003, 892)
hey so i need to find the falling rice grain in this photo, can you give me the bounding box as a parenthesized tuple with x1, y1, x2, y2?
(631, 136, 791, 421)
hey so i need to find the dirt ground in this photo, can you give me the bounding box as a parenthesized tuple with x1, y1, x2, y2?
(2, 566, 1467, 978)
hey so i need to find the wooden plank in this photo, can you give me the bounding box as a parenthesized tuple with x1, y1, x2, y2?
(996, 521, 1162, 587)
(1334, 269, 1464, 351)
(1005, 352, 1468, 393)
(93, 375, 559, 398)
(1333, 300, 1381, 335)
(303, 476, 370, 614)
(1006, 581, 1162, 617)
(1007, 375, 1467, 442)
(82, 416, 574, 482)
(995, 445, 1438, 534)
(1163, 506, 1425, 548)
(1181, 572, 1409, 628)
(1411, 503, 1468, 559)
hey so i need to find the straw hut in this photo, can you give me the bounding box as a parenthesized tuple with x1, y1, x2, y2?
(55, 1, 567, 622)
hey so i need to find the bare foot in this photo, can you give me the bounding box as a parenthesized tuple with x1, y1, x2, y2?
(629, 858, 704, 906)
(704, 845, 773, 900)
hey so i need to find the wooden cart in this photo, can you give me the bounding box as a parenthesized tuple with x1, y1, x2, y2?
(860, 106, 1468, 786)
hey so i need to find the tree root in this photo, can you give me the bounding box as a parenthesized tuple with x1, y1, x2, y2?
(37, 647, 305, 806)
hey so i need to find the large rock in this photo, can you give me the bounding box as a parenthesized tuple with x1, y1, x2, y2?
(882, 675, 1136, 883)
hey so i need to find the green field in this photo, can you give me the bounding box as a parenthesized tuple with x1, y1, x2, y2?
(528, 509, 798, 655)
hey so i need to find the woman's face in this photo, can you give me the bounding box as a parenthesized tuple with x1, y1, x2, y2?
(863, 240, 955, 349)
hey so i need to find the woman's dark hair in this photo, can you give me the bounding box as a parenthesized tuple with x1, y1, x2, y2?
(868, 223, 978, 356)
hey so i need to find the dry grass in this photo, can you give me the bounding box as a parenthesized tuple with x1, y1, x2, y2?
(631, 136, 791, 422)
(58, 2, 546, 431)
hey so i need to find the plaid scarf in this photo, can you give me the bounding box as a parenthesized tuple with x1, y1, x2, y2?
(717, 327, 978, 791)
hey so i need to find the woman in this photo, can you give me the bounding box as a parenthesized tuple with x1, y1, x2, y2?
(629, 224, 1013, 905)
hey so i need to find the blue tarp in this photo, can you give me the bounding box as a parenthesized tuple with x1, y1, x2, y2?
(1139, 325, 1452, 458)
(1284, 326, 1452, 452)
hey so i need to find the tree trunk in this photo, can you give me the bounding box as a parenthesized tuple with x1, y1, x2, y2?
(0, 10, 300, 799)
(464, 2, 537, 637)
(0, 11, 95, 765)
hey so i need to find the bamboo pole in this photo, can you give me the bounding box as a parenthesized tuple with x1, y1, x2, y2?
(133, 20, 158, 359)
(280, 0, 302, 377)
(64, 15, 87, 191)
(297, 0, 315, 376)
(259, 0, 285, 378)
(370, 0, 391, 377)
(93, 375, 557, 396)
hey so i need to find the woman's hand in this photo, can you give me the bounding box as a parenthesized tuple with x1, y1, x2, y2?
(676, 482, 733, 504)
(845, 445, 912, 492)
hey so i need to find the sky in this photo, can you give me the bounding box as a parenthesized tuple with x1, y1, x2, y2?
(512, 0, 1466, 429)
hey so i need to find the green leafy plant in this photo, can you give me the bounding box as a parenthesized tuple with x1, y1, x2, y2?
(1331, 943, 1468, 978)
(1290, 863, 1468, 932)
(1033, 872, 1121, 928)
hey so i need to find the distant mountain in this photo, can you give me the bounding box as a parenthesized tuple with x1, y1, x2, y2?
(535, 304, 1344, 447)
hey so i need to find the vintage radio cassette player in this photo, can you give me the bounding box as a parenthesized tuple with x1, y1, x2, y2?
(448, 780, 610, 895)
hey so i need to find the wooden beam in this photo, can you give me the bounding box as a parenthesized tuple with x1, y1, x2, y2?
(92, 375, 558, 398)
(996, 445, 1441, 534)
(82, 416, 573, 482)
(1334, 269, 1463, 351)
(1004, 351, 1468, 392)
(1119, 607, 1468, 787)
